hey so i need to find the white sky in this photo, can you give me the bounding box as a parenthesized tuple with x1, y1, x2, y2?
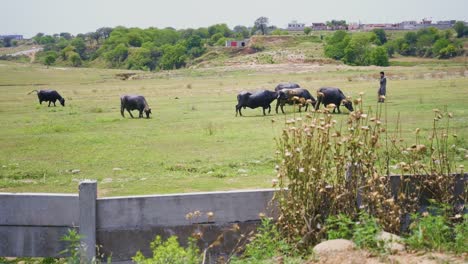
(1, 0, 467, 37)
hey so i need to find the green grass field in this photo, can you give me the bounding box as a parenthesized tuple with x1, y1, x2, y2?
(0, 60, 467, 196)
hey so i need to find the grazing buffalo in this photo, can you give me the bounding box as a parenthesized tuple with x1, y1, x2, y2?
(315, 87, 353, 113)
(28, 89, 65, 107)
(235, 90, 278, 116)
(274, 82, 301, 91)
(276, 88, 316, 114)
(120, 95, 152, 118)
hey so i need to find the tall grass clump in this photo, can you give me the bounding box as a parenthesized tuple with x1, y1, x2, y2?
(274, 95, 464, 252)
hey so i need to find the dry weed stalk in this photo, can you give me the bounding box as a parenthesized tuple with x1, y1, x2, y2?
(275, 96, 463, 251)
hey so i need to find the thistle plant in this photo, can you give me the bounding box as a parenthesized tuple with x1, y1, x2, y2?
(274, 95, 464, 252)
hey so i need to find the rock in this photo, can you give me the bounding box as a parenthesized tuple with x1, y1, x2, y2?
(313, 239, 356, 254)
(71, 169, 80, 174)
(376, 231, 405, 252)
(237, 169, 248, 173)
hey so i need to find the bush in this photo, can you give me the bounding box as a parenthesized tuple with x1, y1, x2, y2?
(133, 236, 200, 264)
(343, 34, 372, 65)
(324, 30, 350, 60)
(275, 99, 462, 252)
(232, 218, 293, 263)
(325, 214, 354, 240)
(250, 43, 265, 52)
(43, 51, 57, 66)
(369, 46, 389, 66)
(353, 213, 385, 253)
(69, 52, 82, 67)
(406, 204, 467, 254)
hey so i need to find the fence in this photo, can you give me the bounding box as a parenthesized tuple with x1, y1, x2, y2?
(0, 174, 466, 262)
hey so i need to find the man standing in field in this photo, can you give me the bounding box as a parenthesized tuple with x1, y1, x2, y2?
(378, 71, 387, 103)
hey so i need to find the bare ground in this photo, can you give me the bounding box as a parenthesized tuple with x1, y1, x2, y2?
(311, 249, 467, 264)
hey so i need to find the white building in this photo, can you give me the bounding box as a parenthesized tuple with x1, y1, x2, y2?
(287, 21, 306, 31)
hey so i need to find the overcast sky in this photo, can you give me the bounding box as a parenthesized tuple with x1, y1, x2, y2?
(2, 0, 467, 37)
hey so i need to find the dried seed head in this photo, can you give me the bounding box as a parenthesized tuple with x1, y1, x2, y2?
(207, 212, 214, 218)
(186, 212, 193, 220)
(448, 112, 453, 118)
(272, 179, 279, 187)
(327, 103, 336, 109)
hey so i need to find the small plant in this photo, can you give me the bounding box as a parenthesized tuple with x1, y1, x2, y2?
(325, 214, 354, 240)
(232, 217, 294, 263)
(452, 214, 468, 254)
(405, 204, 467, 254)
(60, 229, 83, 264)
(132, 236, 200, 264)
(353, 212, 386, 253)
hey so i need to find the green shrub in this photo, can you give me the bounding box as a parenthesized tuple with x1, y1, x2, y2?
(406, 213, 452, 251)
(353, 212, 385, 253)
(325, 214, 354, 240)
(232, 218, 293, 263)
(250, 43, 265, 52)
(369, 46, 389, 66)
(133, 236, 200, 264)
(452, 215, 468, 254)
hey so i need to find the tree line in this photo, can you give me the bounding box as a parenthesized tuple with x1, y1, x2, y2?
(31, 17, 280, 70)
(324, 24, 466, 66)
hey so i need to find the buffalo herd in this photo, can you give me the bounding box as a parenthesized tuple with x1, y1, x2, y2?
(28, 82, 353, 119)
(236, 82, 353, 116)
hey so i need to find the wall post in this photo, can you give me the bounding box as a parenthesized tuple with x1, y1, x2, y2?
(79, 180, 97, 262)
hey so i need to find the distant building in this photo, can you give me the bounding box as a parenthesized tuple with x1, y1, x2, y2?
(399, 21, 418, 30)
(225, 39, 249, 48)
(363, 23, 399, 31)
(0, 35, 23, 40)
(348, 23, 361, 31)
(288, 21, 306, 31)
(311, 23, 327, 31)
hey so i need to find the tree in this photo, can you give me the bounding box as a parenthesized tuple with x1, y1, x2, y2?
(304, 27, 312, 35)
(254, 17, 269, 35)
(372, 29, 387, 45)
(43, 51, 57, 66)
(69, 52, 82, 67)
(159, 43, 186, 70)
(453, 21, 467, 38)
(324, 30, 350, 60)
(59, 32, 72, 40)
(127, 32, 143, 47)
(343, 34, 372, 65)
(71, 38, 86, 58)
(126, 47, 152, 70)
(233, 25, 250, 39)
(2, 37, 13, 47)
(369, 46, 389, 66)
(96, 27, 113, 40)
(208, 24, 232, 37)
(104, 43, 128, 66)
(438, 44, 458, 58)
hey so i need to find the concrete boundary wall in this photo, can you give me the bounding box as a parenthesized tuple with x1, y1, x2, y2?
(0, 174, 466, 262)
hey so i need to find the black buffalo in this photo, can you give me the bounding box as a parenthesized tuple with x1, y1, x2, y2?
(120, 95, 152, 118)
(28, 89, 65, 107)
(274, 82, 301, 92)
(315, 87, 353, 113)
(276, 88, 316, 114)
(235, 90, 278, 116)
